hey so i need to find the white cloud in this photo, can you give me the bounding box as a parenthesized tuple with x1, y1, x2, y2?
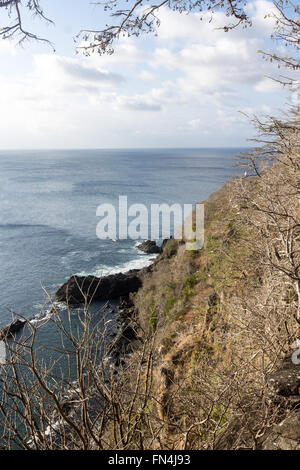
(85, 38, 149, 67)
(139, 70, 156, 81)
(33, 54, 124, 95)
(0, 0, 291, 148)
(245, 0, 278, 34)
(117, 95, 162, 111)
(188, 119, 202, 130)
(254, 78, 282, 93)
(0, 39, 15, 56)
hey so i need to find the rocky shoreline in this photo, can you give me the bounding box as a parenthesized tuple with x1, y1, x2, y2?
(55, 271, 143, 305)
(0, 318, 27, 340)
(7, 240, 166, 448)
(55, 240, 166, 305)
(0, 240, 163, 343)
(54, 240, 167, 365)
(35, 295, 142, 448)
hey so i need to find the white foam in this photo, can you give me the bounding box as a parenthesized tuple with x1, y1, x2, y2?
(76, 253, 157, 278)
(30, 301, 66, 326)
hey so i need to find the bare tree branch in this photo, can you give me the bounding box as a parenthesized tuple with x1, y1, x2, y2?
(0, 0, 54, 48)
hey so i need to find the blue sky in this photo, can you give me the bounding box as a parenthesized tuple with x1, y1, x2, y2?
(0, 0, 293, 149)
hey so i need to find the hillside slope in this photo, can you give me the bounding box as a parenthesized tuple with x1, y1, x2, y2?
(110, 115, 300, 450)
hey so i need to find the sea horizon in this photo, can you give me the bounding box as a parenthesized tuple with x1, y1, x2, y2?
(0, 147, 242, 327)
(0, 146, 250, 152)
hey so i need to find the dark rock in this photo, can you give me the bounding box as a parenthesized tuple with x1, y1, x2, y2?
(56, 271, 142, 305)
(0, 319, 26, 340)
(107, 295, 140, 365)
(261, 410, 300, 450)
(60, 400, 73, 416)
(267, 355, 300, 399)
(161, 238, 179, 258)
(121, 325, 137, 340)
(137, 240, 161, 254)
(119, 295, 134, 309)
(111, 332, 139, 362)
(161, 237, 173, 251)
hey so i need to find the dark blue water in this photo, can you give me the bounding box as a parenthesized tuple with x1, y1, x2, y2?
(0, 148, 242, 327)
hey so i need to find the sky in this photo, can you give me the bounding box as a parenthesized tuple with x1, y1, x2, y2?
(0, 0, 294, 149)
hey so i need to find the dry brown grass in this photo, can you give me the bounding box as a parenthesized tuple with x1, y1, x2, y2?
(120, 110, 300, 449)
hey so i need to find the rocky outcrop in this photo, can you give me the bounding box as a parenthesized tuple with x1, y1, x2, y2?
(262, 411, 300, 450)
(259, 355, 300, 449)
(137, 240, 161, 254)
(56, 271, 143, 305)
(0, 319, 26, 340)
(108, 295, 141, 367)
(267, 355, 300, 402)
(136, 238, 179, 255)
(161, 238, 181, 258)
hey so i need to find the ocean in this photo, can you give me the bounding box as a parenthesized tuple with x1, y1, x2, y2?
(0, 148, 243, 329)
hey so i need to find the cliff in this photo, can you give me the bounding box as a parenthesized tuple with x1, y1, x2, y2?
(15, 114, 298, 451)
(104, 118, 300, 449)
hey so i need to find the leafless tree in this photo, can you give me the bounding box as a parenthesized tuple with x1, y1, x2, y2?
(0, 0, 53, 46)
(259, 0, 300, 71)
(0, 292, 160, 450)
(78, 0, 251, 55)
(0, 1, 298, 74)
(0, 295, 228, 450)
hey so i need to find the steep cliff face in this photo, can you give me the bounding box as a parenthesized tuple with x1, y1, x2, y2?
(126, 180, 256, 449)
(121, 130, 300, 449)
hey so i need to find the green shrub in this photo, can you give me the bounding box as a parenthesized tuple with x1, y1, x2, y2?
(148, 304, 158, 330)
